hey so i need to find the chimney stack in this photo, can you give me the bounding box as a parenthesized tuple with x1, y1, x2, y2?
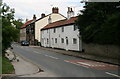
(52, 7, 59, 13)
(67, 7, 74, 19)
(33, 14, 36, 20)
(26, 18, 28, 22)
(41, 13, 45, 18)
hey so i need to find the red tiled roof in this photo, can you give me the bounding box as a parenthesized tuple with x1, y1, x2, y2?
(42, 17, 78, 30)
(20, 20, 33, 29)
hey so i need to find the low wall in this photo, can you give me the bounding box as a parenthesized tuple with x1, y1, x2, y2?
(82, 43, 120, 59)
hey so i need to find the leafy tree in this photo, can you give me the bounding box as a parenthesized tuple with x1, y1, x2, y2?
(13, 19, 23, 29)
(1, 3, 19, 55)
(76, 2, 120, 45)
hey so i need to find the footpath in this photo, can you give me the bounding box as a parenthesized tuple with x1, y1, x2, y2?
(32, 46, 120, 66)
(2, 48, 56, 78)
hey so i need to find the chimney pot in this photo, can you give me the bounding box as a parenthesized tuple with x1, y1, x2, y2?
(33, 14, 36, 20)
(41, 13, 45, 18)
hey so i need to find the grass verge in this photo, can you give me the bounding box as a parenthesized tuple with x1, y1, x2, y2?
(2, 56, 14, 74)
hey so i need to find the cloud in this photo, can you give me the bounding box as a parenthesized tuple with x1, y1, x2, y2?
(3, 0, 84, 22)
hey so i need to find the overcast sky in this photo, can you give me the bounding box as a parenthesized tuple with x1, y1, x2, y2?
(3, 0, 84, 22)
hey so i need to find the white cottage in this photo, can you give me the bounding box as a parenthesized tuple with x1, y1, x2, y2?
(41, 17, 82, 51)
(35, 7, 66, 43)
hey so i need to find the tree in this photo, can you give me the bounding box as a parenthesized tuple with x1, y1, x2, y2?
(76, 2, 120, 45)
(1, 3, 19, 55)
(13, 19, 23, 29)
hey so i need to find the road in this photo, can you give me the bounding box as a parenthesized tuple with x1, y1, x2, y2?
(12, 43, 120, 77)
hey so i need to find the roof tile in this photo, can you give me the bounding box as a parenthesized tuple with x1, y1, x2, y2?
(20, 20, 33, 29)
(42, 17, 78, 30)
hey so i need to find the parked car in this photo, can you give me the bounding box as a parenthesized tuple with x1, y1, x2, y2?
(21, 40, 29, 46)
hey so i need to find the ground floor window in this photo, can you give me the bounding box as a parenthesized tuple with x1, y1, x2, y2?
(61, 38, 64, 43)
(66, 37, 68, 45)
(47, 38, 49, 44)
(73, 38, 77, 44)
(55, 38, 57, 43)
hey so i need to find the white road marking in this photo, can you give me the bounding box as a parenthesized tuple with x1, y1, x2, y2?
(45, 55, 59, 59)
(105, 72, 120, 77)
(77, 62, 91, 66)
(48, 56, 59, 59)
(45, 55, 49, 56)
(64, 60, 89, 68)
(33, 51, 41, 54)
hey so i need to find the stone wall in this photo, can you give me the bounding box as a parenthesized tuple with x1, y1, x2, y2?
(82, 43, 120, 59)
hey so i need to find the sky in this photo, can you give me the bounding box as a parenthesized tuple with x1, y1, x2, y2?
(3, 0, 84, 22)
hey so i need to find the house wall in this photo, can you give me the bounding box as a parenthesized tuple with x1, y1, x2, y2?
(41, 25, 82, 51)
(20, 28, 26, 41)
(35, 13, 66, 42)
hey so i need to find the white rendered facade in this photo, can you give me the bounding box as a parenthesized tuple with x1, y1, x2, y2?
(41, 24, 82, 51)
(35, 13, 66, 42)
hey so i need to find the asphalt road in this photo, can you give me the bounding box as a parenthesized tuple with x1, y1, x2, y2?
(12, 43, 120, 77)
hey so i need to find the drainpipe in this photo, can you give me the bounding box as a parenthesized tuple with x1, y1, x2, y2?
(78, 29, 82, 52)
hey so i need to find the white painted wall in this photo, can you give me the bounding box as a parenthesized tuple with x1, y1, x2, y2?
(35, 13, 66, 42)
(41, 25, 82, 51)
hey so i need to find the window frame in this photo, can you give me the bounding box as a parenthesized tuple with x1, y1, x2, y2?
(73, 38, 77, 44)
(61, 38, 64, 43)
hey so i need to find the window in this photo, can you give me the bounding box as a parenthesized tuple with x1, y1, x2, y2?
(61, 38, 64, 43)
(73, 38, 77, 44)
(53, 28, 56, 33)
(73, 25, 78, 31)
(26, 29, 29, 34)
(55, 38, 57, 43)
(62, 27, 64, 32)
(66, 37, 68, 45)
(47, 38, 49, 44)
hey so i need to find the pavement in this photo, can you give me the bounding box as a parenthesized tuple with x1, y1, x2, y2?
(31, 46, 120, 65)
(4, 48, 56, 77)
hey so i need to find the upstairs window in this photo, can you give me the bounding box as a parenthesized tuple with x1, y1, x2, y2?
(53, 28, 56, 33)
(62, 27, 64, 32)
(73, 25, 78, 31)
(26, 29, 29, 34)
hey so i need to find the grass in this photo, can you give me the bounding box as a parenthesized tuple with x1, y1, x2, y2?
(2, 56, 14, 74)
(0, 56, 2, 74)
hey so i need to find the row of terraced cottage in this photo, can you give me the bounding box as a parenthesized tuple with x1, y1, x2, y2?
(20, 7, 82, 51)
